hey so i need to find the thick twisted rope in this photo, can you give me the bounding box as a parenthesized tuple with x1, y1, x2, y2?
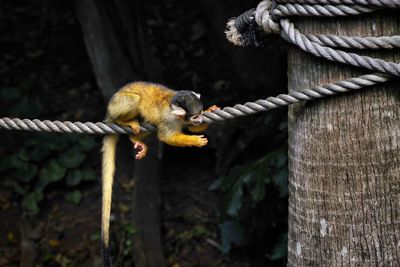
(0, 73, 391, 134)
(273, 3, 376, 17)
(225, 0, 387, 43)
(225, 0, 399, 103)
(306, 34, 400, 49)
(279, 19, 400, 76)
(225, 0, 399, 51)
(276, 0, 400, 8)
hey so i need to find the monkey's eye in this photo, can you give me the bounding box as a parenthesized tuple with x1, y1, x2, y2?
(191, 115, 201, 120)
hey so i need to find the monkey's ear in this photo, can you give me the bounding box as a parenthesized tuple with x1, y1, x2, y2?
(171, 104, 186, 116)
(192, 92, 201, 99)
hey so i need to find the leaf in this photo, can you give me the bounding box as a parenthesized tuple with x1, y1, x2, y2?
(30, 145, 51, 162)
(270, 234, 288, 260)
(275, 151, 287, 168)
(65, 191, 81, 204)
(39, 160, 66, 186)
(58, 147, 85, 169)
(220, 220, 245, 254)
(18, 148, 30, 162)
(192, 224, 208, 236)
(241, 171, 255, 185)
(90, 233, 100, 241)
(250, 163, 270, 203)
(22, 190, 43, 214)
(209, 178, 222, 191)
(0, 155, 17, 172)
(44, 135, 69, 151)
(81, 169, 96, 181)
(66, 169, 95, 186)
(124, 223, 137, 235)
(219, 165, 248, 191)
(9, 96, 41, 117)
(10, 154, 24, 168)
(278, 120, 288, 131)
(251, 175, 266, 203)
(15, 163, 38, 183)
(226, 183, 243, 217)
(78, 136, 96, 152)
(5, 180, 27, 195)
(66, 170, 82, 186)
(272, 168, 288, 197)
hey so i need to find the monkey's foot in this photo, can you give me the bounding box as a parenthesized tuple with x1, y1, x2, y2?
(129, 123, 141, 135)
(115, 119, 141, 135)
(133, 141, 148, 160)
(206, 105, 221, 112)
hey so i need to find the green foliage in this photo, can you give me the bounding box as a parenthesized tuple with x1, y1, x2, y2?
(211, 145, 288, 260)
(0, 86, 42, 118)
(58, 147, 86, 169)
(177, 224, 210, 242)
(39, 160, 67, 186)
(66, 169, 96, 186)
(65, 190, 82, 204)
(114, 223, 137, 261)
(22, 190, 43, 214)
(0, 134, 98, 214)
(270, 234, 288, 260)
(211, 146, 288, 217)
(124, 223, 137, 235)
(220, 220, 245, 254)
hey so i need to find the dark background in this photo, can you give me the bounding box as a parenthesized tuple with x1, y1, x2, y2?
(0, 0, 288, 266)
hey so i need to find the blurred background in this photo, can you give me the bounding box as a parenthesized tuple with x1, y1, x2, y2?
(0, 0, 288, 266)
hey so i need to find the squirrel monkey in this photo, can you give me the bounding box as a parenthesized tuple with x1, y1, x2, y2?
(101, 82, 219, 267)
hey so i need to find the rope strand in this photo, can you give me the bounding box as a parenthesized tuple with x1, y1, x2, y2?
(0, 73, 391, 135)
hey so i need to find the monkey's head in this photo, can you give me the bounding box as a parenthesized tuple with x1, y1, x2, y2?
(170, 90, 204, 125)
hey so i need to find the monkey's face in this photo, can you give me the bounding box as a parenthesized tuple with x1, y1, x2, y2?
(171, 91, 204, 125)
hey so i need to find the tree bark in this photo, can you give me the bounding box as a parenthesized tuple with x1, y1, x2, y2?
(75, 1, 166, 266)
(131, 136, 164, 267)
(75, 0, 136, 100)
(288, 11, 400, 266)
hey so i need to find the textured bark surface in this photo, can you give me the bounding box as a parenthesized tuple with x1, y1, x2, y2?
(75, 0, 136, 100)
(131, 136, 164, 267)
(288, 11, 400, 266)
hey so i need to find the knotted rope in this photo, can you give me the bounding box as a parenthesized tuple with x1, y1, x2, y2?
(225, 0, 400, 77)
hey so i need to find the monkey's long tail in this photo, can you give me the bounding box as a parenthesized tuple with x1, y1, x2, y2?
(101, 134, 119, 267)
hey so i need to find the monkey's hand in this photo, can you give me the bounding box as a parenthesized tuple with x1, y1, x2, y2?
(161, 133, 208, 147)
(188, 105, 220, 133)
(192, 135, 208, 147)
(133, 141, 148, 160)
(205, 105, 220, 112)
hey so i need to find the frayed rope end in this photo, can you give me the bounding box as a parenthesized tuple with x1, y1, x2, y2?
(225, 18, 246, 46)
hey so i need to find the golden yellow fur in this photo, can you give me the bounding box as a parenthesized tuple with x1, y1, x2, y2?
(101, 134, 118, 267)
(101, 82, 212, 267)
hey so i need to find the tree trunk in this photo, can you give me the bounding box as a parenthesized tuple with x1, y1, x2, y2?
(75, 1, 166, 266)
(75, 0, 136, 100)
(131, 136, 164, 267)
(288, 11, 400, 266)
